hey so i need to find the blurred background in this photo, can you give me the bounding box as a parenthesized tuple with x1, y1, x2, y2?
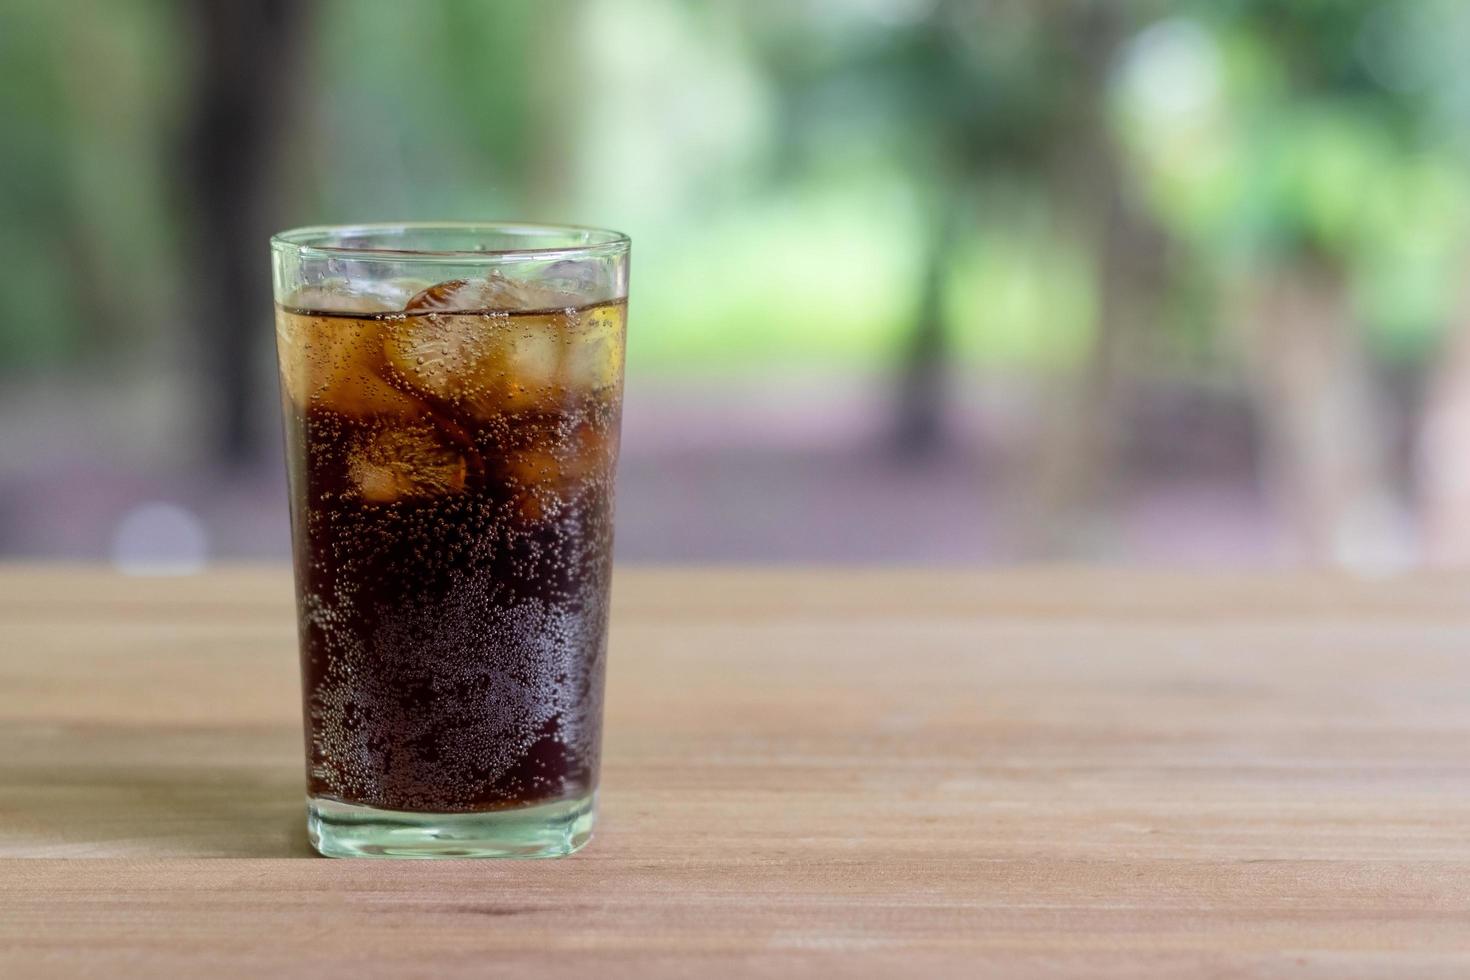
(3, 0, 1470, 569)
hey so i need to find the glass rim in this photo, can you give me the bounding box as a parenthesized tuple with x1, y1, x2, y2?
(270, 221, 631, 263)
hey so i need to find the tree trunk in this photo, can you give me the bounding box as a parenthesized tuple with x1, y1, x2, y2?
(1241, 260, 1405, 566)
(1018, 0, 1165, 557)
(892, 187, 963, 455)
(1416, 271, 1470, 565)
(179, 0, 310, 466)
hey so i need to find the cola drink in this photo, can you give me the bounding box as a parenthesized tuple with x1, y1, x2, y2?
(276, 273, 624, 817)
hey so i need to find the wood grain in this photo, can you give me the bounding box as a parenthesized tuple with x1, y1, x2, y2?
(2, 565, 1470, 977)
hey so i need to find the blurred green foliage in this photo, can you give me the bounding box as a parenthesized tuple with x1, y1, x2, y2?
(1, 0, 1468, 376)
(1122, 0, 1470, 360)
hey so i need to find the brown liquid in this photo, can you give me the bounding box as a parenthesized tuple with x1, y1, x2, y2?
(278, 298, 623, 813)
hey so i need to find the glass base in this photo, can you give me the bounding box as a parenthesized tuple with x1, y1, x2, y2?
(307, 793, 595, 859)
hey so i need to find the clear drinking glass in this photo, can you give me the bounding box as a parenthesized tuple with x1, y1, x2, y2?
(269, 223, 629, 857)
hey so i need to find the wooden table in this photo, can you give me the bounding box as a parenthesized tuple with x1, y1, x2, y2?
(2, 566, 1469, 977)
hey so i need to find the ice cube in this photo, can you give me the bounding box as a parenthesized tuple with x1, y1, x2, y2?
(381, 311, 522, 421)
(504, 448, 563, 487)
(503, 449, 564, 524)
(539, 259, 613, 300)
(502, 427, 612, 523)
(374, 278, 433, 307)
(561, 303, 625, 392)
(382, 312, 491, 401)
(347, 422, 467, 503)
(384, 309, 572, 416)
(284, 278, 425, 314)
(567, 423, 615, 479)
(505, 426, 610, 488)
(501, 317, 565, 410)
(515, 490, 550, 523)
(275, 312, 418, 417)
(404, 273, 578, 313)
